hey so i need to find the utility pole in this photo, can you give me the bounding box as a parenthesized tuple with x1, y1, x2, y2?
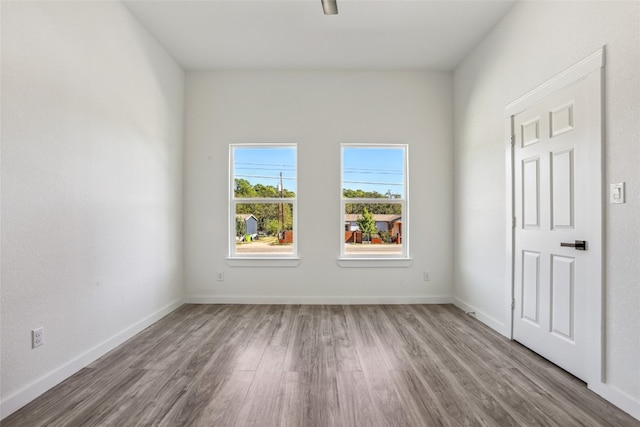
(278, 172, 284, 239)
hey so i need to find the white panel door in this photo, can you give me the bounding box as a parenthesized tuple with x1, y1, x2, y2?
(513, 77, 597, 381)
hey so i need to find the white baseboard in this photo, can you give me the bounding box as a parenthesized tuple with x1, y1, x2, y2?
(451, 298, 639, 422)
(4, 295, 637, 423)
(452, 296, 509, 338)
(0, 297, 184, 420)
(589, 381, 640, 422)
(183, 295, 453, 305)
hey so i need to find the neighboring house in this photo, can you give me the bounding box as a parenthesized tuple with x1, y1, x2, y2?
(236, 214, 258, 235)
(344, 214, 402, 237)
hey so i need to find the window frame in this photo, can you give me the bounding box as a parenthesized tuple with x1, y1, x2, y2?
(339, 143, 410, 263)
(229, 143, 298, 261)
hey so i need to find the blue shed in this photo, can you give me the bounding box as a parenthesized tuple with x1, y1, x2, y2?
(236, 214, 258, 235)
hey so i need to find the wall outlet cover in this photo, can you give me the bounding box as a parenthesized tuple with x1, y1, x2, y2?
(610, 182, 625, 204)
(32, 327, 44, 348)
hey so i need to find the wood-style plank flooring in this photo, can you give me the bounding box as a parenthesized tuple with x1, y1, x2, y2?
(4, 304, 638, 426)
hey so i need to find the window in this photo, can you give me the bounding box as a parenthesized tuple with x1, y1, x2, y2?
(230, 144, 297, 258)
(340, 144, 408, 259)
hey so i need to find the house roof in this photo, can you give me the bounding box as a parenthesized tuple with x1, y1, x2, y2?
(344, 214, 401, 223)
(236, 214, 257, 221)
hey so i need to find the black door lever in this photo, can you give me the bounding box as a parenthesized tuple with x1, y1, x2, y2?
(560, 240, 587, 250)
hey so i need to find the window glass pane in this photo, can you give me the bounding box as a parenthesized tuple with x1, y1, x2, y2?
(234, 147, 296, 198)
(345, 202, 402, 215)
(342, 147, 404, 199)
(235, 202, 294, 255)
(344, 203, 403, 256)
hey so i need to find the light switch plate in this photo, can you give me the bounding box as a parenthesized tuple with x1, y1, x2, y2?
(610, 183, 625, 204)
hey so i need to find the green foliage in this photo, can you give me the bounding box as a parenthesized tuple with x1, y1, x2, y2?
(357, 208, 378, 241)
(253, 184, 277, 198)
(343, 188, 400, 199)
(235, 179, 256, 198)
(235, 179, 296, 199)
(379, 230, 392, 243)
(265, 219, 279, 236)
(235, 216, 246, 238)
(282, 189, 296, 198)
(235, 180, 295, 235)
(343, 189, 402, 215)
(345, 202, 401, 215)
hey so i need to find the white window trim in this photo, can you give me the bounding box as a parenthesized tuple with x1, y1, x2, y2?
(339, 143, 410, 266)
(229, 143, 298, 262)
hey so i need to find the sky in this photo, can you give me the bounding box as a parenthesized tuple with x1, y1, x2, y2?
(233, 146, 405, 197)
(233, 146, 297, 193)
(342, 147, 405, 197)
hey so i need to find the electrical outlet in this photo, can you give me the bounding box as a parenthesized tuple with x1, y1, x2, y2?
(423, 271, 431, 281)
(217, 272, 224, 282)
(32, 327, 44, 348)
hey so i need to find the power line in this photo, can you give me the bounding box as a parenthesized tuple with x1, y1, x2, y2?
(343, 171, 403, 175)
(343, 167, 403, 173)
(236, 166, 296, 172)
(343, 180, 403, 186)
(235, 162, 295, 168)
(235, 174, 296, 181)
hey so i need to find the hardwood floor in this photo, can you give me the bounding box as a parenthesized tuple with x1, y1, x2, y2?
(4, 304, 638, 426)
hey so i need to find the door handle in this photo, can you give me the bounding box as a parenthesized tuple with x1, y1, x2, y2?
(560, 240, 587, 250)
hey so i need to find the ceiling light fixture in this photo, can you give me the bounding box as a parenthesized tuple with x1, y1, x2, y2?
(321, 0, 338, 15)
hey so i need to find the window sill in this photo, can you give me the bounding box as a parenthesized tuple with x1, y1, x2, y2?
(226, 257, 301, 268)
(336, 258, 413, 268)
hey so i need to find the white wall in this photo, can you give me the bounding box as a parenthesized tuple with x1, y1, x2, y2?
(184, 71, 453, 302)
(453, 0, 640, 417)
(1, 1, 184, 417)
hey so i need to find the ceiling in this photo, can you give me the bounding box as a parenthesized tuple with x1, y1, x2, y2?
(123, 0, 515, 71)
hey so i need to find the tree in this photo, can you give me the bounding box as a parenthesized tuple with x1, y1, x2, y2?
(235, 216, 246, 239)
(234, 181, 295, 235)
(265, 219, 279, 236)
(345, 202, 401, 215)
(254, 184, 277, 198)
(343, 189, 401, 215)
(234, 179, 256, 198)
(357, 208, 377, 242)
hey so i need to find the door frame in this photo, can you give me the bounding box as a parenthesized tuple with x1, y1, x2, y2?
(504, 47, 605, 387)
